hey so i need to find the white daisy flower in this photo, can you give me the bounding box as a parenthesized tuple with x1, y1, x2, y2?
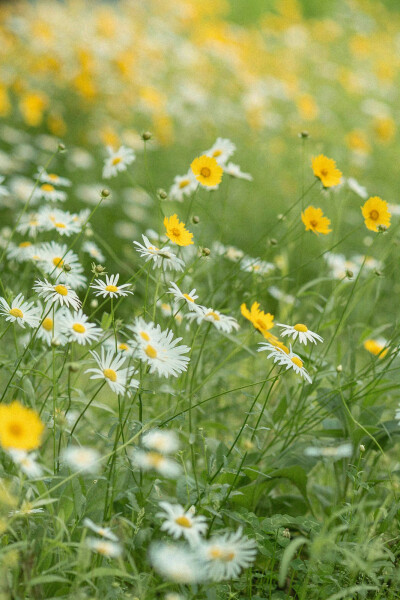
(7, 241, 38, 263)
(82, 241, 105, 263)
(133, 235, 185, 272)
(304, 443, 353, 459)
(62, 446, 100, 474)
(241, 256, 274, 275)
(102, 145, 135, 179)
(276, 323, 323, 345)
(204, 137, 236, 165)
(90, 273, 133, 299)
(157, 502, 208, 546)
(346, 177, 367, 199)
(33, 279, 82, 311)
(83, 518, 119, 542)
(60, 309, 102, 345)
(33, 183, 67, 203)
(186, 307, 240, 333)
(128, 317, 160, 345)
(168, 171, 198, 202)
(38, 242, 87, 290)
(0, 293, 40, 328)
(16, 212, 44, 237)
(8, 450, 43, 478)
(149, 542, 206, 583)
(36, 308, 67, 346)
(224, 162, 253, 181)
(142, 429, 180, 454)
(36, 169, 71, 187)
(258, 342, 312, 384)
(134, 321, 190, 378)
(86, 537, 122, 558)
(39, 207, 82, 237)
(167, 282, 203, 314)
(85, 347, 139, 395)
(103, 335, 136, 356)
(268, 286, 296, 305)
(130, 449, 182, 478)
(199, 528, 257, 581)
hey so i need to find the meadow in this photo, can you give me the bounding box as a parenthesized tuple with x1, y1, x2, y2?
(0, 1, 400, 599)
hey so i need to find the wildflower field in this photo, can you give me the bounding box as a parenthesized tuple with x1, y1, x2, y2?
(1, 0, 400, 598)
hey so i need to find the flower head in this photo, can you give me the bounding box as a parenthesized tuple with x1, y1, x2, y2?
(0, 293, 40, 328)
(133, 320, 190, 378)
(62, 446, 100, 473)
(199, 528, 257, 581)
(134, 235, 185, 271)
(258, 343, 312, 383)
(33, 279, 81, 310)
(361, 196, 391, 232)
(85, 347, 139, 395)
(277, 322, 323, 345)
(240, 302, 275, 340)
(190, 155, 223, 187)
(157, 502, 208, 546)
(90, 273, 133, 298)
(364, 338, 388, 358)
(102, 145, 135, 179)
(311, 154, 342, 188)
(149, 542, 206, 583)
(301, 206, 331, 235)
(164, 214, 193, 246)
(0, 402, 44, 451)
(60, 309, 102, 345)
(86, 537, 122, 557)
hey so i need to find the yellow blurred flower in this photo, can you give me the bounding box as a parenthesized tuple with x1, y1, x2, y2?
(191, 155, 223, 187)
(311, 155, 342, 188)
(301, 206, 331, 235)
(164, 214, 193, 246)
(0, 401, 44, 451)
(240, 302, 276, 340)
(364, 339, 388, 359)
(361, 197, 391, 232)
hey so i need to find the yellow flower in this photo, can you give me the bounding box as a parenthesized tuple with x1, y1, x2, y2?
(301, 206, 332, 235)
(190, 155, 223, 187)
(240, 302, 276, 340)
(311, 155, 342, 188)
(0, 401, 44, 450)
(364, 339, 388, 359)
(361, 196, 391, 232)
(164, 214, 193, 246)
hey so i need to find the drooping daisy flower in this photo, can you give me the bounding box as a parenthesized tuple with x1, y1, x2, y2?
(190, 155, 223, 188)
(363, 338, 389, 359)
(164, 214, 193, 246)
(39, 207, 82, 237)
(60, 309, 102, 345)
(85, 347, 139, 395)
(86, 537, 122, 557)
(311, 154, 342, 188)
(347, 177, 367, 199)
(62, 446, 100, 474)
(199, 528, 257, 581)
(33, 279, 81, 311)
(258, 343, 312, 384)
(8, 450, 43, 478)
(134, 322, 190, 378)
(240, 302, 276, 340)
(205, 138, 236, 165)
(149, 542, 206, 583)
(133, 235, 185, 271)
(224, 162, 253, 181)
(83, 518, 119, 542)
(186, 307, 240, 334)
(33, 183, 67, 203)
(167, 282, 203, 314)
(301, 206, 331, 235)
(90, 273, 133, 299)
(142, 429, 180, 454)
(361, 196, 391, 232)
(157, 502, 208, 546)
(240, 256, 274, 275)
(0, 402, 44, 451)
(0, 293, 40, 328)
(36, 169, 71, 187)
(276, 323, 323, 345)
(169, 171, 198, 202)
(102, 145, 135, 179)
(130, 448, 182, 478)
(82, 241, 105, 263)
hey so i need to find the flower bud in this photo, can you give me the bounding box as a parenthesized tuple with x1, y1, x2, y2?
(69, 362, 79, 373)
(141, 131, 152, 141)
(201, 247, 211, 257)
(192, 215, 200, 224)
(57, 142, 66, 152)
(360, 444, 365, 452)
(157, 188, 168, 200)
(63, 263, 71, 272)
(101, 189, 110, 198)
(336, 364, 343, 373)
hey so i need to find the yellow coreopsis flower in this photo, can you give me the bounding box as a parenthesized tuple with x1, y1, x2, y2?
(0, 401, 44, 450)
(311, 155, 342, 188)
(361, 196, 391, 232)
(164, 214, 193, 246)
(363, 339, 388, 359)
(240, 302, 276, 340)
(190, 155, 223, 187)
(301, 206, 332, 235)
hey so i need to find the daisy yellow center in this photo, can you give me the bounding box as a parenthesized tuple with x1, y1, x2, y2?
(55, 222, 66, 229)
(42, 317, 53, 331)
(147, 451, 164, 466)
(72, 323, 86, 333)
(52, 256, 64, 268)
(145, 344, 158, 359)
(41, 183, 54, 192)
(369, 209, 379, 220)
(105, 285, 118, 292)
(19, 242, 31, 248)
(29, 219, 38, 226)
(55, 284, 68, 296)
(183, 293, 195, 302)
(291, 356, 303, 368)
(212, 150, 222, 157)
(175, 516, 192, 528)
(96, 543, 110, 555)
(200, 166, 211, 178)
(294, 323, 308, 332)
(48, 174, 59, 181)
(206, 311, 220, 321)
(140, 331, 150, 341)
(9, 308, 23, 318)
(179, 179, 190, 189)
(103, 368, 117, 382)
(119, 343, 129, 351)
(209, 547, 222, 559)
(112, 157, 122, 165)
